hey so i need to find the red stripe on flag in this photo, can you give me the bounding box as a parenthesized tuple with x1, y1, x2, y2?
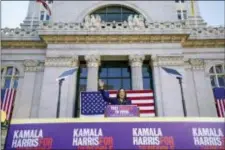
(128, 96, 154, 100)
(140, 110, 155, 113)
(135, 103, 155, 107)
(1, 89, 17, 120)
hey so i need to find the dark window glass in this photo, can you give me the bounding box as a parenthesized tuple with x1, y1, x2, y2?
(99, 61, 131, 90)
(210, 76, 216, 87)
(40, 11, 45, 20)
(79, 79, 87, 91)
(142, 63, 153, 90)
(122, 68, 130, 77)
(123, 79, 131, 90)
(108, 79, 121, 90)
(13, 78, 18, 88)
(218, 76, 225, 87)
(209, 67, 214, 73)
(6, 67, 13, 75)
(4, 78, 11, 88)
(80, 68, 87, 77)
(91, 5, 139, 22)
(143, 78, 151, 90)
(183, 10, 187, 19)
(216, 65, 223, 73)
(108, 68, 121, 77)
(46, 15, 50, 20)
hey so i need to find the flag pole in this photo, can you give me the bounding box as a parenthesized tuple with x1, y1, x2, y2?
(56, 78, 65, 118)
(176, 77, 187, 117)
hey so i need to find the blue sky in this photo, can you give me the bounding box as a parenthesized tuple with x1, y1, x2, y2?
(1, 1, 224, 28)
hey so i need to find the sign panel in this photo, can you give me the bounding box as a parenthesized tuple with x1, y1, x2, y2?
(5, 119, 225, 149)
(104, 105, 139, 117)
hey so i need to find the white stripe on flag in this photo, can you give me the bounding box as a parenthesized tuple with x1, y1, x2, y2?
(131, 100, 154, 104)
(139, 106, 155, 110)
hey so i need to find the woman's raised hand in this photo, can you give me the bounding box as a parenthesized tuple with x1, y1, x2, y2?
(99, 79, 104, 89)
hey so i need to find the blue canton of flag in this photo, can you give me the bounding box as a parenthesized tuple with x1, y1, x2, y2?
(213, 87, 225, 117)
(81, 92, 108, 115)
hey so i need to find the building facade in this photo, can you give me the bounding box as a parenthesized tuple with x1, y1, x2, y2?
(1, 1, 225, 119)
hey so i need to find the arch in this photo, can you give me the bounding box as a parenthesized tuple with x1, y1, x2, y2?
(1, 63, 24, 77)
(76, 1, 152, 22)
(205, 60, 224, 74)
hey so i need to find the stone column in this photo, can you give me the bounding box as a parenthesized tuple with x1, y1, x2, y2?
(14, 60, 40, 118)
(190, 59, 217, 117)
(151, 55, 164, 116)
(129, 54, 145, 90)
(85, 55, 100, 91)
(38, 56, 79, 118)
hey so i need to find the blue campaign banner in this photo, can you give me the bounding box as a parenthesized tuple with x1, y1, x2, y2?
(4, 118, 225, 149)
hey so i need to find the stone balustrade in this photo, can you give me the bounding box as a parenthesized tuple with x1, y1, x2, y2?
(1, 19, 224, 41)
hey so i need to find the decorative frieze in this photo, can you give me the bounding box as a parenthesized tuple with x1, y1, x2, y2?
(85, 55, 101, 68)
(129, 54, 145, 67)
(45, 56, 79, 67)
(189, 59, 205, 70)
(152, 55, 184, 67)
(24, 60, 44, 72)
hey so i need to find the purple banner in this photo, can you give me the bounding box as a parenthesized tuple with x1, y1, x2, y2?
(5, 120, 225, 149)
(105, 105, 139, 117)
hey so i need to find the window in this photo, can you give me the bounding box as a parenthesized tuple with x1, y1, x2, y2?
(1, 66, 20, 89)
(177, 10, 182, 20)
(40, 11, 45, 20)
(177, 10, 187, 20)
(75, 62, 87, 117)
(46, 15, 50, 20)
(99, 61, 131, 90)
(91, 5, 139, 22)
(142, 62, 154, 90)
(175, 0, 184, 3)
(209, 64, 225, 88)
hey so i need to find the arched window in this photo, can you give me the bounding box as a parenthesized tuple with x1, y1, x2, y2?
(1, 66, 19, 89)
(209, 64, 225, 88)
(91, 5, 139, 22)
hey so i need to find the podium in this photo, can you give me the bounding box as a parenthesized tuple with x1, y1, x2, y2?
(104, 105, 140, 117)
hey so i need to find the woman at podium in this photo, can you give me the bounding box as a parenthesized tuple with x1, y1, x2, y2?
(99, 79, 131, 105)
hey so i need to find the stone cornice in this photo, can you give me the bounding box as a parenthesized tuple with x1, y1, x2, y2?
(85, 55, 101, 68)
(24, 60, 44, 72)
(152, 55, 184, 66)
(129, 54, 145, 67)
(45, 56, 79, 67)
(182, 39, 225, 48)
(1, 41, 47, 49)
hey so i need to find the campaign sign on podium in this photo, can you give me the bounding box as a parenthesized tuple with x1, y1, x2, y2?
(104, 105, 139, 117)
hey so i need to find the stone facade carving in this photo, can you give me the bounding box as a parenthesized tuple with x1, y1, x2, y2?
(189, 26, 224, 39)
(24, 60, 44, 72)
(85, 55, 101, 68)
(152, 55, 184, 67)
(129, 54, 145, 67)
(45, 56, 79, 67)
(83, 15, 102, 29)
(127, 14, 145, 29)
(189, 58, 205, 70)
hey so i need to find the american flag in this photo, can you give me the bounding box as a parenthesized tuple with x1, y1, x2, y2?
(1, 89, 17, 120)
(213, 87, 225, 117)
(81, 90, 155, 117)
(36, 0, 52, 15)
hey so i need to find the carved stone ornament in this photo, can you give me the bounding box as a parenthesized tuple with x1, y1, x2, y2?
(24, 60, 44, 72)
(152, 56, 184, 67)
(45, 56, 79, 67)
(189, 59, 204, 70)
(85, 55, 100, 68)
(129, 54, 145, 67)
